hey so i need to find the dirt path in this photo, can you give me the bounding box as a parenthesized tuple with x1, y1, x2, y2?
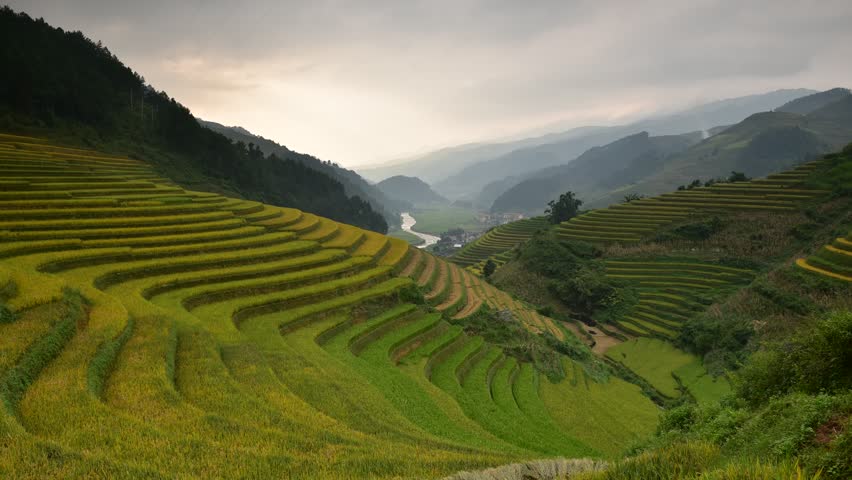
(562, 320, 622, 355)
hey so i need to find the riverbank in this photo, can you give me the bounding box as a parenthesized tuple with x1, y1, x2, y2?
(401, 212, 441, 248)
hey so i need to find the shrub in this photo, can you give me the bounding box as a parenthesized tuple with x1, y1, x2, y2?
(668, 216, 723, 241)
(396, 282, 425, 305)
(482, 259, 496, 278)
(734, 310, 852, 406)
(0, 304, 14, 324)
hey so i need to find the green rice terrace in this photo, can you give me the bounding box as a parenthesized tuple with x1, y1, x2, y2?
(473, 147, 851, 418)
(0, 133, 660, 478)
(450, 217, 549, 274)
(603, 259, 755, 340)
(556, 160, 829, 244)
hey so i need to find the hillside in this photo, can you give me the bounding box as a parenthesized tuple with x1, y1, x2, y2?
(776, 87, 851, 115)
(478, 146, 851, 478)
(199, 119, 404, 228)
(376, 175, 447, 208)
(490, 131, 702, 214)
(589, 95, 852, 207)
(0, 133, 665, 478)
(434, 89, 815, 200)
(0, 7, 388, 233)
(2, 134, 848, 479)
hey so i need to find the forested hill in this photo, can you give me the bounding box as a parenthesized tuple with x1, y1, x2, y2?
(490, 131, 701, 214)
(0, 7, 388, 233)
(199, 119, 403, 229)
(376, 175, 447, 208)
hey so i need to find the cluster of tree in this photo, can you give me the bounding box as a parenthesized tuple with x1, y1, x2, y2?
(0, 7, 387, 232)
(517, 235, 624, 322)
(545, 191, 583, 224)
(677, 171, 752, 191)
(200, 120, 402, 229)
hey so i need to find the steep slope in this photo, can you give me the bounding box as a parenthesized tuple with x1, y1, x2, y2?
(376, 175, 447, 207)
(490, 132, 701, 214)
(199, 119, 404, 229)
(0, 133, 659, 478)
(0, 7, 388, 233)
(435, 89, 815, 199)
(776, 87, 851, 115)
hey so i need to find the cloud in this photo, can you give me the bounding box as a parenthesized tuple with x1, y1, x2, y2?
(7, 0, 852, 166)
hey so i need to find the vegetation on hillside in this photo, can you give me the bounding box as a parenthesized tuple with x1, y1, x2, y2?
(0, 7, 388, 232)
(481, 145, 851, 478)
(200, 119, 403, 229)
(490, 131, 700, 214)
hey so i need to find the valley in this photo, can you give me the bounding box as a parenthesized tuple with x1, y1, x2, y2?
(1, 4, 851, 479)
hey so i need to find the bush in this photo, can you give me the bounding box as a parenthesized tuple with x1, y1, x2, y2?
(0, 304, 14, 324)
(734, 310, 852, 406)
(790, 222, 820, 241)
(482, 259, 496, 278)
(396, 283, 425, 305)
(666, 216, 723, 241)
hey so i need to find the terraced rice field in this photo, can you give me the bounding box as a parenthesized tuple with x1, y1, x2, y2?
(0, 134, 657, 478)
(604, 259, 755, 340)
(606, 338, 730, 403)
(557, 160, 829, 243)
(450, 217, 549, 274)
(398, 246, 565, 339)
(796, 230, 852, 282)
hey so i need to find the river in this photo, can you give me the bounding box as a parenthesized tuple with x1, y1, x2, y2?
(400, 212, 441, 248)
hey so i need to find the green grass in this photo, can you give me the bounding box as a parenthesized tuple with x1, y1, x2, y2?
(540, 359, 661, 458)
(409, 206, 482, 236)
(606, 338, 722, 401)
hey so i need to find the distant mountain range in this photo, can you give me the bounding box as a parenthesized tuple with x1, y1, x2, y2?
(430, 89, 817, 200)
(490, 89, 852, 213)
(359, 90, 816, 197)
(490, 131, 702, 214)
(199, 120, 404, 228)
(375, 175, 446, 209)
(358, 126, 607, 184)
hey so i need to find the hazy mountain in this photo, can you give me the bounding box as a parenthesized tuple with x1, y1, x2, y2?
(588, 94, 852, 207)
(376, 175, 446, 208)
(200, 119, 404, 228)
(357, 126, 608, 184)
(433, 89, 816, 199)
(776, 88, 851, 115)
(490, 131, 702, 214)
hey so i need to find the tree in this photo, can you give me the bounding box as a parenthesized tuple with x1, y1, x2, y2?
(482, 259, 496, 278)
(622, 193, 645, 203)
(545, 191, 583, 224)
(728, 171, 751, 182)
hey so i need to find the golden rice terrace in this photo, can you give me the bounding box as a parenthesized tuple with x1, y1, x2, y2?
(0, 134, 658, 479)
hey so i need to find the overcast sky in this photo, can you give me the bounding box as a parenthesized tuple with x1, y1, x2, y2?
(8, 0, 852, 167)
